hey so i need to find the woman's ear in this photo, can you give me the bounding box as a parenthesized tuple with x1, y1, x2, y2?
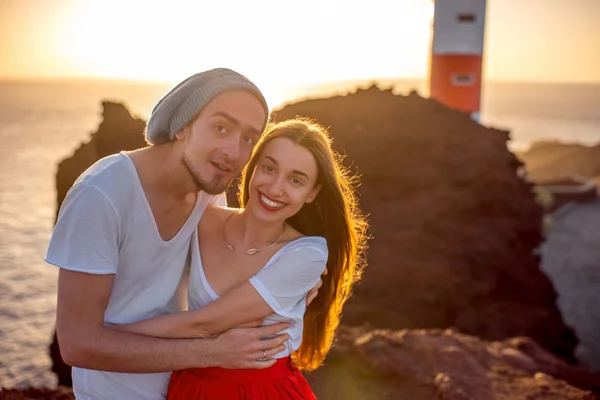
(305, 184, 323, 204)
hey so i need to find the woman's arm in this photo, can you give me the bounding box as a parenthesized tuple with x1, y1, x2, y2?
(111, 243, 326, 339)
(110, 282, 273, 338)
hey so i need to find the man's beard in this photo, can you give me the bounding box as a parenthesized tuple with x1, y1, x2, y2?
(183, 154, 232, 195)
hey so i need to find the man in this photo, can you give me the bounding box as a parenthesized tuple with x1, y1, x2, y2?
(45, 68, 322, 400)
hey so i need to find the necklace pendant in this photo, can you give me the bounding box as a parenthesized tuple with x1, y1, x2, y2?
(227, 244, 235, 251)
(245, 248, 258, 255)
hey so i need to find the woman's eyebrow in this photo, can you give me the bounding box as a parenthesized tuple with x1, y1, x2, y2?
(264, 156, 309, 178)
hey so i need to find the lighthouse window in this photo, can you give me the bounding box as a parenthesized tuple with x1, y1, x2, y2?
(457, 13, 476, 23)
(452, 74, 475, 86)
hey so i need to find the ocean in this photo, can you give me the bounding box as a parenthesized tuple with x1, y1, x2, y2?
(0, 78, 598, 388)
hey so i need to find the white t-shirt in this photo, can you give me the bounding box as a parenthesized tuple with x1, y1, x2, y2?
(189, 229, 328, 357)
(45, 152, 225, 400)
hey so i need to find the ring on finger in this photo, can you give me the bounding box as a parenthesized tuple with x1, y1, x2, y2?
(263, 350, 267, 359)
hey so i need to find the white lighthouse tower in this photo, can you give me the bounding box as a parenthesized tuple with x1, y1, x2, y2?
(429, 0, 487, 121)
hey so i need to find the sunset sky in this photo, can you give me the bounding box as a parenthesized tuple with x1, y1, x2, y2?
(0, 0, 598, 91)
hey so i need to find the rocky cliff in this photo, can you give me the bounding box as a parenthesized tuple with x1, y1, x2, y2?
(270, 86, 577, 362)
(306, 326, 599, 400)
(517, 141, 600, 184)
(6, 328, 599, 399)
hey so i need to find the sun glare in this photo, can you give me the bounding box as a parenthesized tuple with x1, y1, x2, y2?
(61, 0, 433, 91)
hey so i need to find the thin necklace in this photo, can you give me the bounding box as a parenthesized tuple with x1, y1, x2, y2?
(223, 211, 286, 255)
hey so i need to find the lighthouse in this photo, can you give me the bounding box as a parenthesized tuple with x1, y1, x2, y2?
(429, 0, 487, 121)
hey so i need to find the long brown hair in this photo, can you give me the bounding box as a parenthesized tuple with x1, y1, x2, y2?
(239, 118, 368, 370)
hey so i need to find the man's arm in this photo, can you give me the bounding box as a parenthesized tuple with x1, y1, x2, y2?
(110, 247, 327, 340)
(57, 269, 289, 372)
(109, 281, 272, 339)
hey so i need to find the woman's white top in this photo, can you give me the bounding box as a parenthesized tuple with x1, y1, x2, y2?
(188, 230, 328, 358)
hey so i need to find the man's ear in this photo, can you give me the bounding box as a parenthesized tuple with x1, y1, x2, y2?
(175, 125, 191, 141)
(306, 184, 323, 204)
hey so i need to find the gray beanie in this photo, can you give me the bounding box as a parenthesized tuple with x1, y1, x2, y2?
(145, 68, 269, 145)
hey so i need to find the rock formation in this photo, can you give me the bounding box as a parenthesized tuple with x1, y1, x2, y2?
(518, 142, 600, 371)
(10, 328, 600, 399)
(517, 141, 600, 184)
(53, 101, 147, 222)
(540, 198, 600, 372)
(305, 326, 598, 400)
(270, 86, 577, 362)
(0, 387, 74, 400)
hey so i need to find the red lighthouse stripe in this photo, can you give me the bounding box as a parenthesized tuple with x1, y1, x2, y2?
(430, 54, 483, 114)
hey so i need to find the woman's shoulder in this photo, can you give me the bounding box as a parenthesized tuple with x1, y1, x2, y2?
(199, 204, 238, 230)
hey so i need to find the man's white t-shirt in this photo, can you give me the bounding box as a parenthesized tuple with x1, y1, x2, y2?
(45, 152, 225, 400)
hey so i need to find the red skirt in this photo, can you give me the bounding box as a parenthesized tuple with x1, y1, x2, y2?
(166, 357, 316, 400)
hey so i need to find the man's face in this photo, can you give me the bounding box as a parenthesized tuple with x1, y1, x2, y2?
(178, 90, 266, 195)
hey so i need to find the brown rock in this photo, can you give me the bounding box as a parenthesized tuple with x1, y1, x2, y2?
(517, 141, 600, 184)
(0, 387, 73, 400)
(22, 328, 600, 399)
(305, 326, 598, 400)
(270, 86, 577, 362)
(54, 101, 147, 222)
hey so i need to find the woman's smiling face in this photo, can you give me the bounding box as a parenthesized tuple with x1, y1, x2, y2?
(247, 137, 322, 223)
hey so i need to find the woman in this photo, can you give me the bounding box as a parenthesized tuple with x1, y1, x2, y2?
(114, 118, 368, 399)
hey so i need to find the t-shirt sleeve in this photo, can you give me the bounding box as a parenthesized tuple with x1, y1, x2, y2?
(45, 183, 119, 275)
(249, 240, 328, 318)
